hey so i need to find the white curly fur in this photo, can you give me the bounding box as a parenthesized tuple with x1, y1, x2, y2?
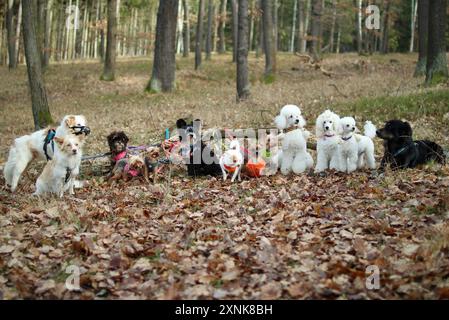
(274, 105, 313, 175)
(315, 109, 341, 172)
(337, 117, 377, 172)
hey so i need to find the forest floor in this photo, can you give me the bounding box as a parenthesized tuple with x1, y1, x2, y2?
(0, 53, 449, 299)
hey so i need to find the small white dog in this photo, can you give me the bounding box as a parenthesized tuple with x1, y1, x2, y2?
(274, 104, 313, 175)
(34, 136, 82, 197)
(337, 117, 377, 172)
(315, 109, 341, 173)
(3, 115, 90, 192)
(219, 139, 244, 182)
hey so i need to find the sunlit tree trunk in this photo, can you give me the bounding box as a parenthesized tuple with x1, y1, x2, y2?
(6, 0, 18, 69)
(261, 0, 275, 78)
(409, 0, 417, 52)
(290, 0, 297, 52)
(231, 0, 238, 62)
(217, 0, 227, 53)
(414, 0, 428, 76)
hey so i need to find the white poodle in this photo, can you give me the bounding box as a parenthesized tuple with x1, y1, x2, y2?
(274, 104, 313, 175)
(315, 109, 341, 173)
(337, 117, 377, 172)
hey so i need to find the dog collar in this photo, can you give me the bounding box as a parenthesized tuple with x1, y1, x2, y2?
(283, 126, 299, 133)
(324, 134, 335, 138)
(224, 164, 238, 172)
(341, 135, 353, 141)
(113, 150, 127, 162)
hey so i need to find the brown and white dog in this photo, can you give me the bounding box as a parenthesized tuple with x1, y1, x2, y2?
(3, 115, 90, 192)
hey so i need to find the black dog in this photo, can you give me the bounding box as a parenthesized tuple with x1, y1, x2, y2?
(376, 120, 445, 169)
(176, 119, 222, 177)
(107, 131, 129, 168)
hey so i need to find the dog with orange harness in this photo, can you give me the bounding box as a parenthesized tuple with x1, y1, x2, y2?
(219, 139, 244, 182)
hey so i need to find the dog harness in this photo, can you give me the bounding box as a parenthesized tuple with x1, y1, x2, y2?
(283, 126, 299, 133)
(224, 164, 238, 173)
(113, 151, 139, 176)
(392, 142, 419, 167)
(43, 129, 56, 161)
(70, 125, 91, 136)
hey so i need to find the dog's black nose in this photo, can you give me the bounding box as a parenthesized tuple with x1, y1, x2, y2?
(295, 119, 299, 124)
(325, 126, 329, 130)
(376, 130, 380, 136)
(352, 127, 355, 131)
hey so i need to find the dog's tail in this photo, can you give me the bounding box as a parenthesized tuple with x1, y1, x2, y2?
(3, 145, 17, 186)
(364, 121, 377, 139)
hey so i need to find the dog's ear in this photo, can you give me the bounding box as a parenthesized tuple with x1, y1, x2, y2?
(54, 136, 64, 145)
(176, 119, 187, 129)
(403, 121, 413, 137)
(64, 115, 76, 128)
(274, 115, 287, 130)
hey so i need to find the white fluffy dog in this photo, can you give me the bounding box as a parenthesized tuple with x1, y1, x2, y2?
(274, 104, 313, 175)
(219, 139, 244, 182)
(315, 109, 341, 173)
(34, 136, 82, 197)
(337, 117, 377, 172)
(3, 115, 90, 192)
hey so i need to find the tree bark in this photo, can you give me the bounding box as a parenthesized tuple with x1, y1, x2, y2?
(205, 0, 214, 60)
(217, 0, 227, 53)
(147, 0, 179, 92)
(381, 0, 390, 54)
(409, 0, 417, 52)
(329, 0, 337, 53)
(310, 0, 322, 61)
(290, 0, 297, 52)
(231, 0, 238, 62)
(237, 0, 250, 101)
(22, 0, 53, 129)
(101, 0, 117, 81)
(195, 0, 205, 69)
(425, 0, 448, 84)
(182, 0, 190, 57)
(6, 0, 17, 69)
(355, 0, 362, 54)
(262, 0, 275, 78)
(414, 0, 428, 76)
(42, 0, 53, 68)
(256, 0, 263, 57)
(98, 0, 105, 61)
(273, 0, 278, 52)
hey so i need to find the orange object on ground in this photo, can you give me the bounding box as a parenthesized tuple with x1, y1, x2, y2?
(244, 159, 266, 178)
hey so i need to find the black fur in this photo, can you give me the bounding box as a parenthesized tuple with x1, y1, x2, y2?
(107, 131, 129, 165)
(376, 120, 445, 169)
(176, 118, 222, 177)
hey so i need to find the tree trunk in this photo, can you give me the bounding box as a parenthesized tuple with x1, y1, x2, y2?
(75, 1, 84, 59)
(381, 0, 390, 54)
(205, 0, 214, 60)
(409, 0, 417, 52)
(237, 0, 250, 101)
(6, 0, 17, 69)
(414, 0, 428, 76)
(261, 0, 275, 79)
(231, 0, 238, 62)
(425, 0, 448, 84)
(36, 0, 46, 63)
(355, 0, 362, 54)
(310, 0, 322, 61)
(273, 0, 278, 52)
(101, 0, 117, 81)
(297, 0, 305, 53)
(217, 0, 227, 53)
(182, 0, 190, 57)
(42, 0, 53, 67)
(249, 0, 255, 51)
(147, 0, 179, 92)
(99, 0, 105, 61)
(22, 0, 53, 129)
(290, 0, 297, 52)
(195, 0, 205, 69)
(329, 0, 337, 53)
(256, 0, 263, 57)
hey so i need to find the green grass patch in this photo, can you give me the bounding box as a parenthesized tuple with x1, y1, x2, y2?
(340, 89, 449, 122)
